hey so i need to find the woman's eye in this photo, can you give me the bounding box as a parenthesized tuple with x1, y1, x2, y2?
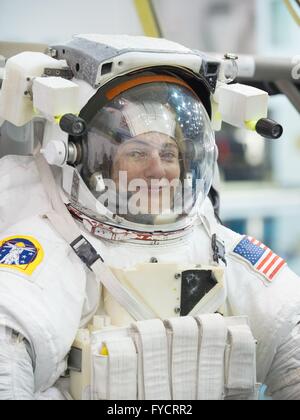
(128, 150, 147, 159)
(160, 152, 178, 162)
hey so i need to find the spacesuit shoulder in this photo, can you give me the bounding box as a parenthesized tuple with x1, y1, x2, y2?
(0, 155, 51, 232)
(0, 214, 79, 281)
(218, 224, 300, 382)
(0, 213, 88, 390)
(218, 224, 294, 287)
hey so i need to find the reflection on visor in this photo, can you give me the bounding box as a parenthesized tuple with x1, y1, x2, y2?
(78, 79, 216, 228)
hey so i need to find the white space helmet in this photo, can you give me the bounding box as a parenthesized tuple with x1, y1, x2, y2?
(65, 71, 217, 233)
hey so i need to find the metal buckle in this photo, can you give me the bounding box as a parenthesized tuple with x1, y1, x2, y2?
(212, 234, 227, 266)
(70, 235, 103, 269)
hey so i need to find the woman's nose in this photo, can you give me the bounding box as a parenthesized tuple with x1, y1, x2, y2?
(144, 151, 166, 179)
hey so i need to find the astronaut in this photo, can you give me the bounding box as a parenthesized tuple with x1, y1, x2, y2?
(0, 34, 299, 400)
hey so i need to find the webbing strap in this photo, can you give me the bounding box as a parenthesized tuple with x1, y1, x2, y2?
(105, 337, 137, 400)
(195, 314, 227, 400)
(165, 317, 198, 400)
(133, 319, 171, 400)
(91, 260, 156, 321)
(90, 315, 258, 401)
(225, 325, 256, 392)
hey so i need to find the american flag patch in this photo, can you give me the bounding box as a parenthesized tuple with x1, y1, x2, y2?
(233, 236, 286, 282)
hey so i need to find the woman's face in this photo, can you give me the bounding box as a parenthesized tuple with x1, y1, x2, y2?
(111, 132, 181, 214)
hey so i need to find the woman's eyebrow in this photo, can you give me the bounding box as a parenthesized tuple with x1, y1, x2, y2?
(123, 139, 179, 150)
(161, 143, 179, 151)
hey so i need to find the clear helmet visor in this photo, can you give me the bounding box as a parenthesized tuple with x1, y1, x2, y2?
(77, 77, 216, 229)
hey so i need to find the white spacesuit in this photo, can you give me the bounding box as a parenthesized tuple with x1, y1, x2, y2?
(0, 35, 299, 401)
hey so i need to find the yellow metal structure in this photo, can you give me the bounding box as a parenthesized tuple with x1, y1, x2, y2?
(133, 0, 162, 37)
(284, 0, 300, 26)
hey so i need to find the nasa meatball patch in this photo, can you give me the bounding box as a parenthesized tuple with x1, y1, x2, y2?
(0, 236, 44, 275)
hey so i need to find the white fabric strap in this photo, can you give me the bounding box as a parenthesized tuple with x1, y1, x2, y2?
(224, 384, 261, 401)
(105, 337, 137, 400)
(198, 199, 220, 242)
(91, 260, 156, 321)
(90, 316, 258, 400)
(132, 319, 171, 400)
(35, 154, 80, 243)
(195, 314, 227, 400)
(196, 200, 227, 314)
(35, 153, 156, 322)
(165, 317, 199, 400)
(198, 199, 226, 266)
(225, 324, 256, 393)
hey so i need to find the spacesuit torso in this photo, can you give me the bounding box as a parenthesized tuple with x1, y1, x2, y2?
(1, 154, 300, 399)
